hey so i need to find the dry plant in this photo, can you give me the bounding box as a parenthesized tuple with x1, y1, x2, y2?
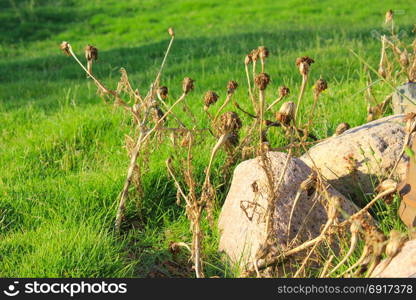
(166, 109, 243, 277)
(354, 11, 416, 122)
(59, 10, 415, 278)
(61, 28, 202, 231)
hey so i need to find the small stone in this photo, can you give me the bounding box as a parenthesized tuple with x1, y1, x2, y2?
(218, 152, 357, 267)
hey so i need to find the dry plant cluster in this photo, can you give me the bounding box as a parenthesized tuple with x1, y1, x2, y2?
(60, 10, 416, 278)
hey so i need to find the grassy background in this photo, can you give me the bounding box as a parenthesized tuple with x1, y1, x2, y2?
(0, 0, 414, 277)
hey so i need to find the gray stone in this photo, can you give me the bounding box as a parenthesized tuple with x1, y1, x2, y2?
(371, 239, 416, 278)
(218, 152, 357, 267)
(300, 115, 407, 202)
(392, 82, 416, 114)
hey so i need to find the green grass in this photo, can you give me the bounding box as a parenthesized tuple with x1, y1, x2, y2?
(0, 0, 414, 277)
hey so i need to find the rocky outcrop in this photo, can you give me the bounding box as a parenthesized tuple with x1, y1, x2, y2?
(218, 152, 357, 267)
(300, 115, 407, 203)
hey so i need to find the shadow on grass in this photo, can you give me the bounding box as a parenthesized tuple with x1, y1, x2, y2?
(0, 1, 96, 44)
(0, 24, 387, 112)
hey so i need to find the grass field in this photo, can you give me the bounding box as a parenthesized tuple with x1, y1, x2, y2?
(0, 0, 414, 277)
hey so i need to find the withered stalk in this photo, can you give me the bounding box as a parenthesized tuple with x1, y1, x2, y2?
(213, 94, 233, 123)
(266, 94, 284, 112)
(294, 73, 308, 124)
(245, 62, 257, 112)
(115, 92, 188, 230)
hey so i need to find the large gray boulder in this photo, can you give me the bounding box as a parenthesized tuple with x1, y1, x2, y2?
(392, 82, 416, 114)
(301, 115, 407, 202)
(371, 239, 416, 278)
(218, 152, 357, 267)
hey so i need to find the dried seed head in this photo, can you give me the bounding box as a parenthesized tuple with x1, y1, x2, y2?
(60, 41, 71, 56)
(244, 54, 252, 65)
(182, 77, 195, 94)
(275, 101, 296, 125)
(314, 78, 328, 95)
(404, 112, 416, 133)
(335, 122, 350, 136)
(158, 86, 169, 100)
(258, 46, 269, 59)
(85, 45, 98, 61)
(278, 86, 290, 98)
(168, 27, 175, 37)
(399, 49, 409, 67)
(219, 111, 242, 134)
(254, 72, 270, 90)
(203, 90, 219, 108)
(227, 80, 238, 94)
(296, 56, 314, 75)
(385, 9, 394, 24)
(250, 49, 260, 62)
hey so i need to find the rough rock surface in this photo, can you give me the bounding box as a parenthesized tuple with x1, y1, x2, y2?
(392, 82, 416, 114)
(371, 240, 416, 278)
(301, 115, 407, 202)
(218, 152, 357, 267)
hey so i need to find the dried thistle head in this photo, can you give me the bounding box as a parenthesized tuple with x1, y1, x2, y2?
(385, 9, 394, 24)
(258, 46, 269, 59)
(85, 45, 98, 61)
(335, 122, 350, 136)
(227, 80, 238, 94)
(182, 77, 195, 94)
(219, 111, 242, 134)
(60, 41, 71, 56)
(275, 101, 296, 125)
(203, 91, 219, 108)
(244, 54, 252, 65)
(158, 86, 169, 100)
(314, 78, 328, 96)
(168, 27, 175, 37)
(250, 48, 260, 62)
(296, 56, 314, 76)
(254, 73, 270, 90)
(278, 86, 290, 98)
